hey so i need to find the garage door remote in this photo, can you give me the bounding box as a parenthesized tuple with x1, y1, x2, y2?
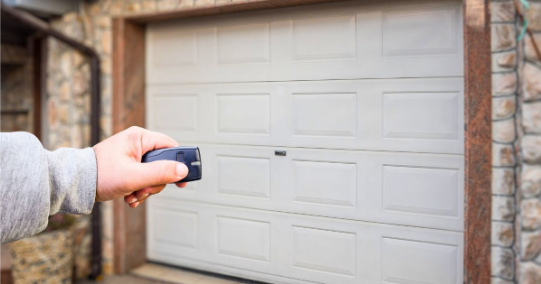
(142, 146, 202, 183)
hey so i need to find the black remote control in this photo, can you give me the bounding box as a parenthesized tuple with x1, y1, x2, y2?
(142, 146, 202, 183)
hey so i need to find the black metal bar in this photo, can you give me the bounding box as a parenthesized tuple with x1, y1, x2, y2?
(0, 109, 30, 115)
(1, 3, 102, 279)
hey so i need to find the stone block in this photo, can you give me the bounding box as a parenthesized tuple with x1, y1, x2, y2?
(493, 168, 515, 195)
(527, 2, 541, 31)
(524, 63, 541, 101)
(47, 99, 58, 130)
(520, 262, 541, 284)
(523, 102, 541, 133)
(58, 104, 69, 124)
(101, 30, 112, 55)
(522, 198, 541, 230)
(522, 231, 541, 260)
(73, 70, 87, 96)
(493, 196, 515, 221)
(491, 1, 516, 22)
(491, 24, 516, 52)
(195, 0, 215, 6)
(178, 0, 195, 8)
(492, 222, 514, 247)
(492, 51, 516, 72)
(95, 16, 112, 29)
(59, 82, 71, 102)
(493, 96, 516, 119)
(493, 72, 517, 96)
(142, 0, 157, 12)
(522, 167, 541, 198)
(492, 247, 515, 280)
(523, 136, 541, 164)
(158, 0, 177, 10)
(525, 34, 541, 63)
(493, 143, 516, 166)
(493, 119, 516, 143)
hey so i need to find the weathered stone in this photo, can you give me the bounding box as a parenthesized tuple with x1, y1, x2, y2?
(526, 2, 541, 31)
(493, 168, 515, 195)
(142, 0, 157, 12)
(492, 51, 516, 72)
(491, 24, 516, 52)
(522, 167, 541, 198)
(101, 30, 112, 55)
(58, 104, 69, 124)
(60, 52, 72, 76)
(493, 96, 516, 119)
(493, 196, 515, 221)
(492, 222, 514, 247)
(493, 143, 516, 166)
(158, 0, 177, 10)
(525, 34, 541, 63)
(493, 72, 516, 96)
(110, 1, 124, 15)
(73, 51, 85, 68)
(523, 136, 541, 163)
(522, 199, 541, 230)
(492, 247, 514, 280)
(47, 99, 58, 130)
(126, 2, 142, 13)
(491, 1, 515, 22)
(521, 262, 541, 284)
(523, 102, 541, 133)
(195, 0, 215, 6)
(493, 119, 516, 143)
(524, 63, 541, 101)
(73, 71, 87, 96)
(100, 56, 111, 75)
(95, 16, 111, 29)
(71, 125, 83, 148)
(522, 231, 541, 260)
(59, 82, 71, 102)
(178, 0, 195, 7)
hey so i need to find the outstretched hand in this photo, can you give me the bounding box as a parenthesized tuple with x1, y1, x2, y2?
(92, 126, 188, 208)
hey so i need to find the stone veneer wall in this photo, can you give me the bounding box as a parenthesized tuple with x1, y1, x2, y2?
(490, 0, 541, 283)
(44, 0, 541, 280)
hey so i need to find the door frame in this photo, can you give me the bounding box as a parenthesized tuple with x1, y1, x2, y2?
(112, 0, 491, 282)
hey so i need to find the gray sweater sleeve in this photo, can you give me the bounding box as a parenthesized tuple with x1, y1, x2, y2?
(1, 132, 97, 243)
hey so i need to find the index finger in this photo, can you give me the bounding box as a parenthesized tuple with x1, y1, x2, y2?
(140, 128, 179, 154)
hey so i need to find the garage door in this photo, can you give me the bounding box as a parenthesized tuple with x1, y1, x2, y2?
(146, 1, 464, 283)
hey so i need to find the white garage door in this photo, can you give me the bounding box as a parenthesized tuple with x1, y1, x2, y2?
(146, 1, 464, 283)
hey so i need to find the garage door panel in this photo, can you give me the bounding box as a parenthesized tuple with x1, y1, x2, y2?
(146, 205, 207, 261)
(147, 78, 463, 154)
(155, 144, 463, 231)
(147, 200, 463, 284)
(146, 0, 463, 84)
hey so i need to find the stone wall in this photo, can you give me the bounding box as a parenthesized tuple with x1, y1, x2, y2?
(518, 1, 541, 283)
(43, 0, 541, 280)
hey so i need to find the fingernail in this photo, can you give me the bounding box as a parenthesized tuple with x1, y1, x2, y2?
(132, 201, 141, 208)
(142, 193, 150, 199)
(176, 163, 188, 177)
(129, 197, 138, 204)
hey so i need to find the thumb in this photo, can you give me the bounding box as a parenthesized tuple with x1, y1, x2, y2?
(130, 161, 189, 190)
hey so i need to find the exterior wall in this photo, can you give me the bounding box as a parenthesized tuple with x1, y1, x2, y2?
(518, 1, 541, 282)
(43, 0, 541, 280)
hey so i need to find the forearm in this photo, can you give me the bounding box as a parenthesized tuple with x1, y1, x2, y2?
(0, 132, 97, 243)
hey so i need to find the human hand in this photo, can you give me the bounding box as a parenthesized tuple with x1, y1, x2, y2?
(92, 126, 188, 208)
